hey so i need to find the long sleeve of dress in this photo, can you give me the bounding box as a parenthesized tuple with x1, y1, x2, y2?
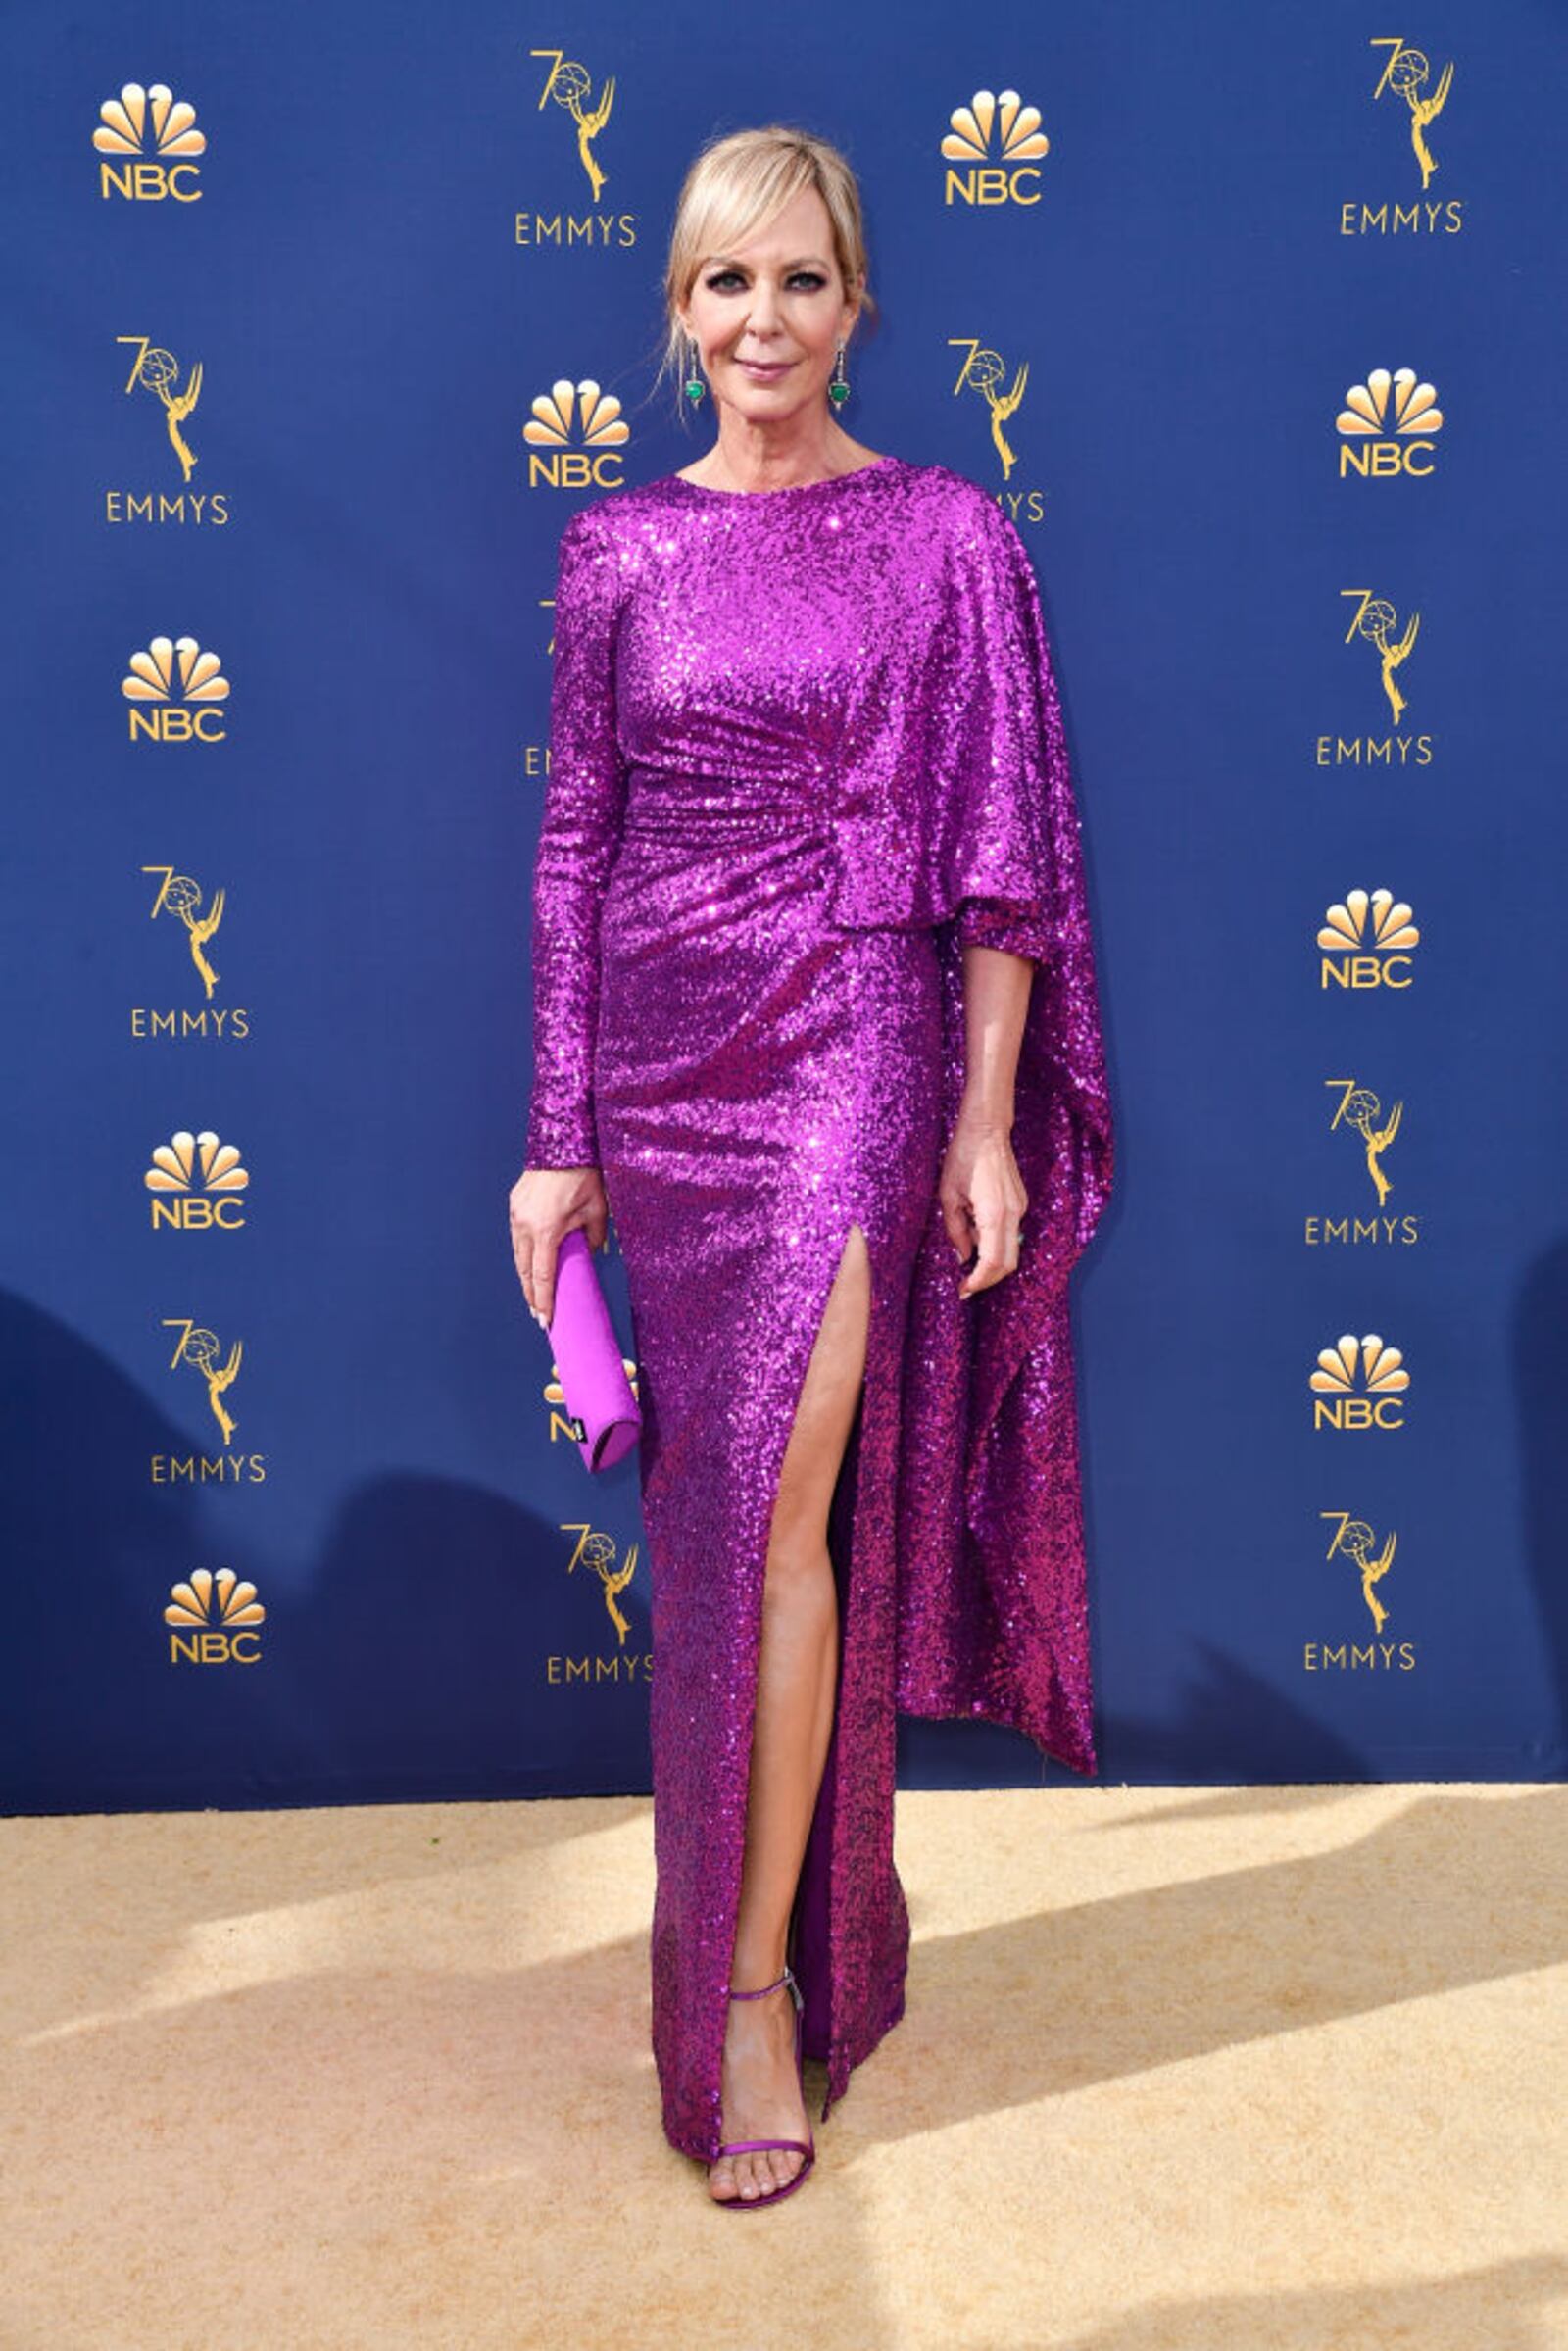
(524, 508, 628, 1170)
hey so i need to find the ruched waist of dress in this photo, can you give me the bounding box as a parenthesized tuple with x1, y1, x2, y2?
(618, 758, 833, 852)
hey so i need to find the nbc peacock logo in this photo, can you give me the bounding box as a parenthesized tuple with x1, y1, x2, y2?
(523, 378, 629, 490)
(941, 88, 1051, 207)
(543, 1355, 639, 1449)
(1317, 887, 1419, 991)
(122, 636, 229, 742)
(94, 83, 206, 201)
(1336, 367, 1443, 478)
(166, 1567, 265, 1665)
(145, 1129, 249, 1231)
(1310, 1333, 1410, 1431)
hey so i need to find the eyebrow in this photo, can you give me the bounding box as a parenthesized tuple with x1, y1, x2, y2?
(703, 254, 831, 270)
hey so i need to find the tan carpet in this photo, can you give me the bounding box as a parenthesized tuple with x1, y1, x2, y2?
(2, 1785, 1564, 2351)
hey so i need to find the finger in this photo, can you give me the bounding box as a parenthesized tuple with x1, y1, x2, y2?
(957, 1228, 1023, 1298)
(533, 1237, 559, 1328)
(940, 1194, 974, 1260)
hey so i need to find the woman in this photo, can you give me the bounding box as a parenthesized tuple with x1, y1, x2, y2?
(509, 124, 1113, 2209)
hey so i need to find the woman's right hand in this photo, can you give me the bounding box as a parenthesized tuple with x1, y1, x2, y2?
(509, 1164, 610, 1327)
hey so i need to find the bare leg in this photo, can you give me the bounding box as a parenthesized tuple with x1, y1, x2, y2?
(708, 1223, 871, 2204)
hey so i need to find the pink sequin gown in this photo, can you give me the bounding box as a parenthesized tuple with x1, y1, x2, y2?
(524, 456, 1113, 2162)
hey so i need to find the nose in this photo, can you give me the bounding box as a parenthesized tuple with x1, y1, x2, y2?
(742, 280, 782, 331)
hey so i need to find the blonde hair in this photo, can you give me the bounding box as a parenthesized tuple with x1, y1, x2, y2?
(654, 124, 879, 421)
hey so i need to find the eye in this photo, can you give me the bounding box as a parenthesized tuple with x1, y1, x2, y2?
(703, 269, 830, 293)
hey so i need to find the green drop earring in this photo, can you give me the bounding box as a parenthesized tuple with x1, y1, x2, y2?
(828, 340, 851, 408)
(684, 334, 707, 406)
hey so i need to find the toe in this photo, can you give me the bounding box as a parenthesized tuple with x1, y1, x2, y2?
(708, 2156, 739, 2201)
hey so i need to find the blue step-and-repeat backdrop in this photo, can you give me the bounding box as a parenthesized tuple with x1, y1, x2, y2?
(4, 2, 1565, 1810)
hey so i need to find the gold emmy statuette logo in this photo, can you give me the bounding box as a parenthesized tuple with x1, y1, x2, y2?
(941, 88, 1050, 206)
(151, 1320, 265, 1485)
(950, 339, 1028, 484)
(1371, 39, 1452, 189)
(1310, 1333, 1409, 1431)
(1344, 589, 1421, 728)
(1327, 1077, 1402, 1204)
(1317, 887, 1419, 990)
(142, 865, 226, 998)
(123, 636, 229, 742)
(531, 51, 614, 200)
(1336, 367, 1443, 478)
(1315, 590, 1433, 768)
(569, 1528, 637, 1643)
(170, 1318, 243, 1443)
(166, 1567, 265, 1665)
(119, 335, 203, 482)
(1305, 1078, 1421, 1246)
(1323, 1510, 1398, 1634)
(145, 1129, 249, 1231)
(132, 869, 249, 1041)
(93, 82, 206, 201)
(523, 378, 629, 489)
(1340, 43, 1462, 236)
(547, 1524, 653, 1685)
(1304, 1511, 1416, 1670)
(542, 1352, 639, 1448)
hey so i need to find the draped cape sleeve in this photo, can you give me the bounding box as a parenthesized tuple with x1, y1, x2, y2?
(829, 486, 1115, 1774)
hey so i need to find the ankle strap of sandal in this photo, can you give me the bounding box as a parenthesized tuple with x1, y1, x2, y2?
(728, 1964, 794, 2001)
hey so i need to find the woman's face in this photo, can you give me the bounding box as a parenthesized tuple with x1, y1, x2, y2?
(679, 184, 859, 426)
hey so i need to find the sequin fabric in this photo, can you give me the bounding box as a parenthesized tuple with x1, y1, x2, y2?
(524, 456, 1114, 2162)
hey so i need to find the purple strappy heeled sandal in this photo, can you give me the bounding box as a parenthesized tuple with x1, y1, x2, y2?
(711, 1962, 815, 2210)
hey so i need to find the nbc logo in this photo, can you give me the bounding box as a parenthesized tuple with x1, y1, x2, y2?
(94, 83, 206, 201)
(1318, 888, 1419, 990)
(166, 1567, 265, 1665)
(941, 89, 1050, 206)
(145, 1129, 249, 1230)
(1337, 367, 1443, 477)
(1310, 1333, 1409, 1430)
(523, 378, 629, 489)
(122, 637, 229, 741)
(545, 1355, 639, 1448)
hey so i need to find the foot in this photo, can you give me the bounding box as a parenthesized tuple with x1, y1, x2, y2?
(708, 1973, 812, 2204)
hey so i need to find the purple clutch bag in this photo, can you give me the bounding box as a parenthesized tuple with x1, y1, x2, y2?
(542, 1226, 642, 1471)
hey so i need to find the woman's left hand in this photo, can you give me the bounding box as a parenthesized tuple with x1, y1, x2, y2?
(939, 1102, 1028, 1299)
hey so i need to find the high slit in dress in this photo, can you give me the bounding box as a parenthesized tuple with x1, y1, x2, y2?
(524, 456, 1113, 2163)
